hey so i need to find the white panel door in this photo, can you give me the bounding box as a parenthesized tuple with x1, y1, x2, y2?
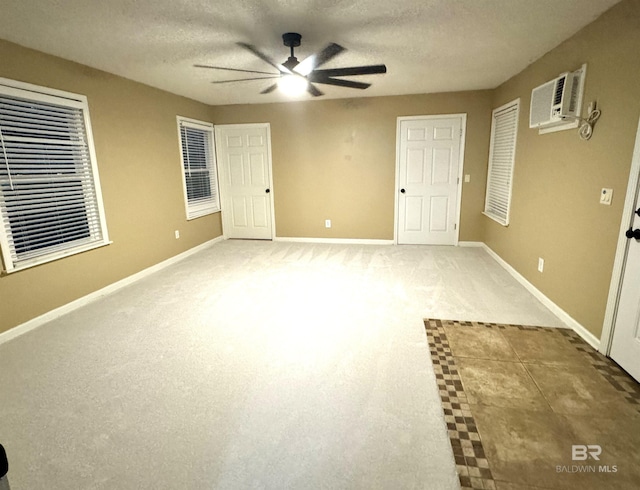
(215, 124, 274, 239)
(611, 158, 640, 382)
(397, 117, 463, 245)
(611, 229, 640, 381)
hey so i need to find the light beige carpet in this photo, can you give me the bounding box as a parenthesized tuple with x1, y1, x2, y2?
(0, 241, 564, 489)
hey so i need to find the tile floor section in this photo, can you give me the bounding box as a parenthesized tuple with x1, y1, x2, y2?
(424, 319, 640, 490)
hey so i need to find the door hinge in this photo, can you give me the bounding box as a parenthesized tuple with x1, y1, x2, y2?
(460, 128, 463, 137)
(454, 223, 457, 230)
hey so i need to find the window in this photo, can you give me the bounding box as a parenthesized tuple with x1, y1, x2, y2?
(177, 117, 219, 219)
(0, 78, 109, 273)
(483, 99, 520, 226)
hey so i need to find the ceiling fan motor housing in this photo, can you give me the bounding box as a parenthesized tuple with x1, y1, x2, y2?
(282, 32, 302, 48)
(282, 33, 302, 70)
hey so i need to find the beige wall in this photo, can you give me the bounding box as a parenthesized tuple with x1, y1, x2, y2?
(484, 0, 640, 338)
(212, 92, 492, 240)
(0, 40, 222, 334)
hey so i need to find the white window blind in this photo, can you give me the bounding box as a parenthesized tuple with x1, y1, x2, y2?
(483, 99, 520, 226)
(177, 117, 219, 219)
(0, 79, 109, 273)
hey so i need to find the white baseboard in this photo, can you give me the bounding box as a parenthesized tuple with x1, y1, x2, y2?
(458, 241, 485, 247)
(0, 236, 225, 345)
(481, 243, 600, 350)
(274, 237, 394, 245)
(2, 235, 601, 351)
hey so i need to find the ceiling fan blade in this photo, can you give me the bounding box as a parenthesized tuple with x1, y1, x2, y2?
(312, 65, 387, 77)
(306, 83, 324, 97)
(211, 76, 280, 84)
(195, 64, 277, 76)
(237, 42, 291, 74)
(294, 43, 345, 76)
(260, 83, 278, 94)
(311, 77, 371, 90)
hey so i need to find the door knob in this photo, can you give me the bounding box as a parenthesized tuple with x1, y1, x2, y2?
(400, 188, 406, 193)
(635, 208, 640, 217)
(625, 228, 640, 239)
(265, 188, 270, 193)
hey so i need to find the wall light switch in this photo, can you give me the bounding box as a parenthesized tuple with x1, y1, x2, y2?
(325, 219, 331, 228)
(600, 188, 613, 205)
(464, 174, 471, 183)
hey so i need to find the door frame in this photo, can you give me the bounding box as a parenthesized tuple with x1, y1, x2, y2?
(393, 114, 467, 245)
(214, 123, 276, 240)
(600, 116, 640, 355)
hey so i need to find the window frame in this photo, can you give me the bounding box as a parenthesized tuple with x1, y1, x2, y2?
(483, 98, 520, 226)
(176, 116, 220, 220)
(0, 77, 110, 273)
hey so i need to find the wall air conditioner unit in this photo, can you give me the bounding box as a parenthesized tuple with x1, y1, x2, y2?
(529, 64, 586, 134)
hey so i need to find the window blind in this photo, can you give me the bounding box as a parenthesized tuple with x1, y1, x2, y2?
(0, 81, 108, 272)
(484, 99, 520, 226)
(177, 118, 219, 219)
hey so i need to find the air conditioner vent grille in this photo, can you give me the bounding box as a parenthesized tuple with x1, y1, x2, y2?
(569, 76, 580, 113)
(530, 80, 555, 128)
(553, 76, 565, 106)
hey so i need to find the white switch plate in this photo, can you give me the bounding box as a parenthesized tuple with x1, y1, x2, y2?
(464, 174, 470, 183)
(600, 188, 613, 205)
(175, 230, 180, 239)
(325, 219, 331, 228)
(538, 257, 544, 273)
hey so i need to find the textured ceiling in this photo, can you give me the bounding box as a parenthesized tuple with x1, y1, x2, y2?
(0, 0, 620, 105)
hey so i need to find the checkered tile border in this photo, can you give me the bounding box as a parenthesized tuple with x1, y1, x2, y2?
(556, 328, 640, 410)
(424, 319, 495, 490)
(424, 318, 640, 489)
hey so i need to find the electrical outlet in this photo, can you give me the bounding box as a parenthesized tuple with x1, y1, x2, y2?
(325, 219, 331, 228)
(600, 188, 613, 205)
(538, 257, 544, 273)
(175, 230, 180, 239)
(464, 174, 470, 183)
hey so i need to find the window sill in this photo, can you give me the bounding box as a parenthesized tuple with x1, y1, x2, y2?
(482, 211, 509, 227)
(2, 240, 113, 275)
(186, 208, 221, 220)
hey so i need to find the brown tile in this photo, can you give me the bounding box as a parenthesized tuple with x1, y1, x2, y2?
(559, 414, 640, 490)
(494, 482, 553, 490)
(444, 325, 518, 361)
(500, 328, 590, 366)
(456, 358, 550, 412)
(427, 319, 640, 490)
(526, 363, 640, 418)
(484, 477, 497, 489)
(471, 404, 586, 488)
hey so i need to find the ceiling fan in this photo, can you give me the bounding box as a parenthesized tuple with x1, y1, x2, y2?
(195, 32, 387, 97)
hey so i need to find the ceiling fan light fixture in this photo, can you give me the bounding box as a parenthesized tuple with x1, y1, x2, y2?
(278, 74, 308, 97)
(198, 32, 386, 98)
